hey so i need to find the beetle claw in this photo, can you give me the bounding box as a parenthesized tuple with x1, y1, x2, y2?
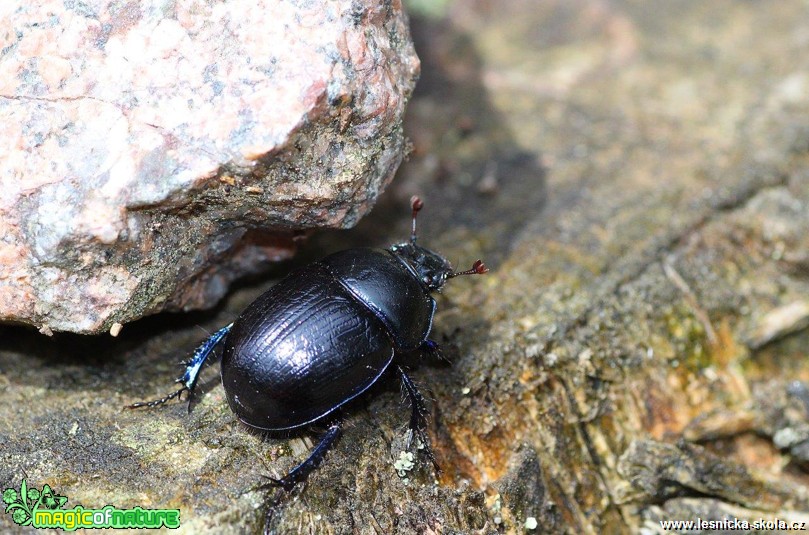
(265, 476, 296, 493)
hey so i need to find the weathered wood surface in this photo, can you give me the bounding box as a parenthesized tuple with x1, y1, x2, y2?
(2, 1, 809, 533)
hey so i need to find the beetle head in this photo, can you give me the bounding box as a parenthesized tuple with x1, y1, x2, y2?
(389, 196, 488, 291)
(390, 242, 454, 290)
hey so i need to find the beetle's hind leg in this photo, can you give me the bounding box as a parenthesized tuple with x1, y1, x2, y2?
(267, 414, 343, 491)
(398, 365, 440, 474)
(126, 323, 232, 411)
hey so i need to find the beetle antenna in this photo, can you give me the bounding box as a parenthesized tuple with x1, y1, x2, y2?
(447, 259, 488, 279)
(410, 195, 423, 244)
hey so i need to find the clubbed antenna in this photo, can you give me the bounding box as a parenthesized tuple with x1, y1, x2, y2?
(447, 259, 489, 279)
(410, 195, 424, 244)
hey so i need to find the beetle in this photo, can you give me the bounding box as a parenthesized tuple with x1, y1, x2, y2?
(129, 196, 487, 489)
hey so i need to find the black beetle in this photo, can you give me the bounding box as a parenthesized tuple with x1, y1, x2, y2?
(129, 196, 487, 489)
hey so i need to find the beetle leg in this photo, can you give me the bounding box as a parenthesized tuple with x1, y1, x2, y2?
(419, 339, 450, 364)
(178, 323, 232, 407)
(421, 339, 439, 353)
(267, 415, 343, 491)
(398, 366, 441, 474)
(127, 323, 232, 411)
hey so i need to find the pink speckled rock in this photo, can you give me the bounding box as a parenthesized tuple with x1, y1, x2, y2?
(0, 0, 419, 334)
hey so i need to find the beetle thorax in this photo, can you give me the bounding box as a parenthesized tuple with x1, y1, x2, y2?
(389, 243, 453, 291)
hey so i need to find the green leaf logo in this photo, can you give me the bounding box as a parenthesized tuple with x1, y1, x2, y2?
(3, 479, 67, 526)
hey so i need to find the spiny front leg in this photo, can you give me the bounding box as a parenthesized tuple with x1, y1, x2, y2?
(398, 365, 440, 474)
(127, 323, 232, 411)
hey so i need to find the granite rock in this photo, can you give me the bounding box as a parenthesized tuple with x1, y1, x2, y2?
(0, 0, 419, 334)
